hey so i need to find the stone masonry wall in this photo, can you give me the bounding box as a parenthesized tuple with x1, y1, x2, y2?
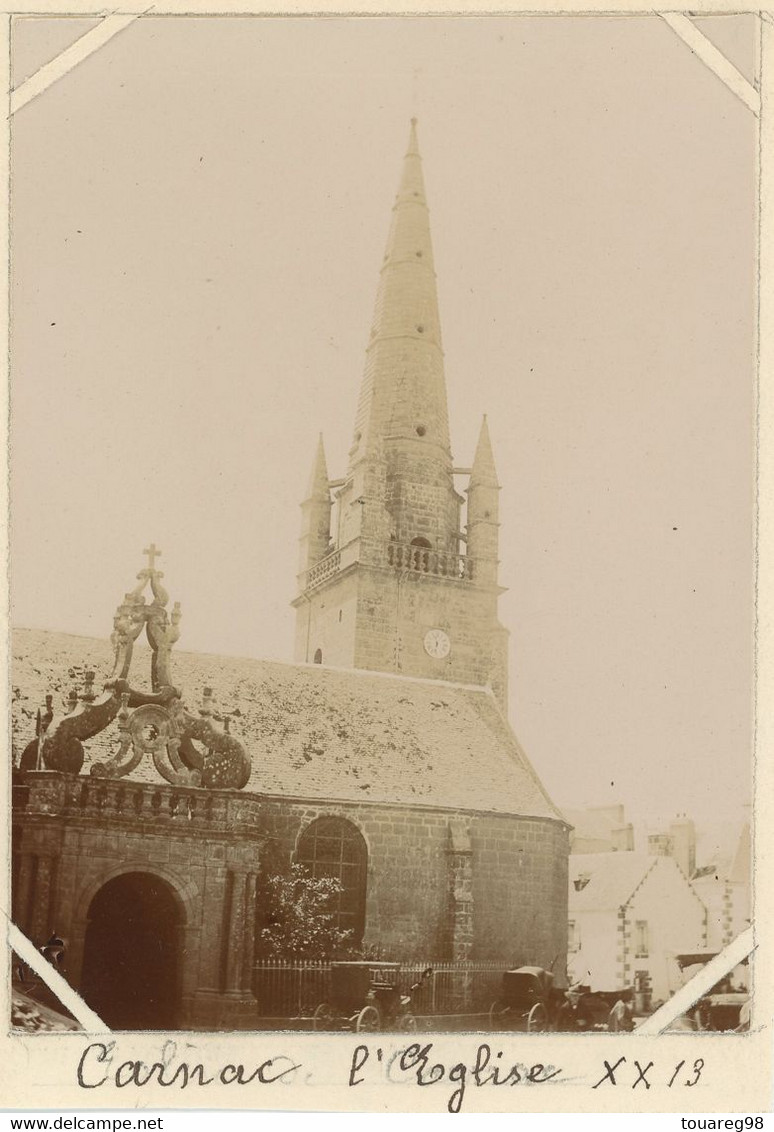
(353, 564, 505, 698)
(381, 444, 460, 552)
(296, 556, 508, 706)
(294, 569, 359, 667)
(257, 797, 451, 958)
(258, 796, 568, 968)
(470, 814, 570, 980)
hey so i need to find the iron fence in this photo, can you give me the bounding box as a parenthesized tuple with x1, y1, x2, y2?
(253, 958, 509, 1018)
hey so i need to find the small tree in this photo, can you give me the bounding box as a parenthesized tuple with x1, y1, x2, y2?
(258, 864, 353, 960)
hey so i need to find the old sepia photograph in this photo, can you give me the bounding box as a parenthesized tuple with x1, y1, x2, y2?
(5, 8, 761, 1096)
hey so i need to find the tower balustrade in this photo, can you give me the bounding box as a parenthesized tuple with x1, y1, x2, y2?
(386, 540, 473, 580)
(304, 539, 474, 591)
(305, 548, 342, 589)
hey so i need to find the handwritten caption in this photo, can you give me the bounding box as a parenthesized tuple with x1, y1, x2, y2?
(75, 1040, 709, 1114)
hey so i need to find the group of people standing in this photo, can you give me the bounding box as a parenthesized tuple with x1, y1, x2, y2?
(556, 987, 635, 1032)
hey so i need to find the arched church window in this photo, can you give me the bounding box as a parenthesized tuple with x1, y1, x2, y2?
(410, 536, 431, 572)
(296, 817, 367, 945)
(313, 649, 323, 665)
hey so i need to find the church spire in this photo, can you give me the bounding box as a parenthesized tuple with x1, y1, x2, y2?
(349, 118, 451, 467)
(406, 116, 420, 156)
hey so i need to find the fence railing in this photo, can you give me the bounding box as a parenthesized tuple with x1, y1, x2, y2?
(253, 959, 509, 1018)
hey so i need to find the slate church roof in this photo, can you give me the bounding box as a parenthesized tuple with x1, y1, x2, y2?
(12, 627, 566, 823)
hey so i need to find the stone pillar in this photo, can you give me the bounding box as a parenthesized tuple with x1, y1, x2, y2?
(29, 855, 55, 944)
(195, 861, 228, 989)
(446, 819, 474, 962)
(188, 844, 261, 1031)
(241, 872, 257, 993)
(177, 924, 202, 1030)
(224, 869, 247, 993)
(190, 862, 257, 1030)
(68, 925, 87, 992)
(13, 854, 34, 934)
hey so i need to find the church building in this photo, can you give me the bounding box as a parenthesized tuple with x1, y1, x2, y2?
(11, 122, 570, 1030)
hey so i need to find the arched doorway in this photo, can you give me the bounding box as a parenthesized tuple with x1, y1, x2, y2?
(80, 871, 182, 1029)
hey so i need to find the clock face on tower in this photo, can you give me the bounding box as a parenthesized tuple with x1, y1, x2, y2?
(423, 628, 451, 659)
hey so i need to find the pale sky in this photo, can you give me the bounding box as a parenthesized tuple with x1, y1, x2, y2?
(9, 15, 757, 830)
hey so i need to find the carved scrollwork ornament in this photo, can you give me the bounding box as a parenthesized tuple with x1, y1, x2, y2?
(33, 545, 251, 790)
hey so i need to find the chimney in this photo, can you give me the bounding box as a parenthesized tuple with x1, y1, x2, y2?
(669, 814, 697, 879)
(648, 833, 672, 857)
(611, 823, 634, 852)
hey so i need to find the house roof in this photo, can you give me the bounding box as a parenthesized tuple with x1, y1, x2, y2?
(568, 852, 661, 911)
(12, 627, 565, 821)
(562, 805, 626, 842)
(728, 822, 751, 885)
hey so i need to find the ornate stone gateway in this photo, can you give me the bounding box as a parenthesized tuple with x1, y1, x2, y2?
(24, 545, 251, 790)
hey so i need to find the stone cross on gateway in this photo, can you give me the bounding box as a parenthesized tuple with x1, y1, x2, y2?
(143, 543, 162, 573)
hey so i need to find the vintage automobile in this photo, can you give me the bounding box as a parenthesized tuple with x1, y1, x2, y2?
(692, 991, 749, 1032)
(489, 968, 623, 1032)
(673, 953, 750, 1032)
(488, 966, 566, 1031)
(313, 961, 432, 1033)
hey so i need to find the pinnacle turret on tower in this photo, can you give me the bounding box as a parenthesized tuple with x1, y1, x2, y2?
(467, 416, 501, 588)
(469, 415, 500, 488)
(305, 433, 330, 500)
(297, 434, 332, 573)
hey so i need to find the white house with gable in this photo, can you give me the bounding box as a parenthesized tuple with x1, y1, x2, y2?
(568, 853, 707, 1005)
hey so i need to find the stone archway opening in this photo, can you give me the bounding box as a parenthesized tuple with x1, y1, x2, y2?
(80, 871, 183, 1030)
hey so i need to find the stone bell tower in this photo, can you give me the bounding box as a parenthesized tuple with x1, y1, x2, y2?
(292, 120, 509, 708)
